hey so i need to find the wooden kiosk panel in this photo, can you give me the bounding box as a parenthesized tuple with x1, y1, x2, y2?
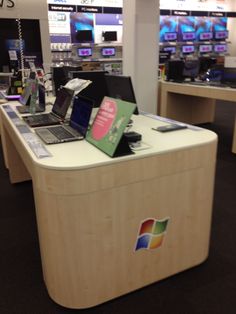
(0, 105, 217, 309)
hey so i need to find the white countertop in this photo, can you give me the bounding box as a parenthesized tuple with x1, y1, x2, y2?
(1, 102, 217, 171)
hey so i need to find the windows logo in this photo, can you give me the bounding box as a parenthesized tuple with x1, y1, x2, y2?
(134, 217, 169, 251)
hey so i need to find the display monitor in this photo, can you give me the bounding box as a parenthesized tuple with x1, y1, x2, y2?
(101, 47, 116, 57)
(103, 31, 117, 42)
(77, 47, 92, 57)
(182, 45, 195, 54)
(105, 74, 139, 114)
(165, 59, 185, 82)
(164, 32, 177, 41)
(163, 46, 176, 54)
(199, 32, 213, 41)
(182, 32, 196, 41)
(75, 30, 93, 43)
(221, 68, 236, 85)
(214, 30, 228, 40)
(199, 44, 212, 54)
(159, 52, 171, 64)
(182, 59, 200, 81)
(214, 44, 227, 53)
(69, 70, 108, 107)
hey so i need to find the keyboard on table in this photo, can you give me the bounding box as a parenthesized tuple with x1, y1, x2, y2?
(48, 126, 73, 139)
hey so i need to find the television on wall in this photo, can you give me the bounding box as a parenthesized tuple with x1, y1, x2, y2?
(163, 46, 176, 54)
(103, 31, 117, 42)
(214, 44, 227, 53)
(182, 45, 195, 54)
(77, 47, 92, 57)
(101, 47, 116, 57)
(199, 32, 213, 41)
(214, 30, 228, 40)
(164, 32, 177, 42)
(199, 44, 212, 54)
(76, 30, 93, 43)
(182, 32, 196, 41)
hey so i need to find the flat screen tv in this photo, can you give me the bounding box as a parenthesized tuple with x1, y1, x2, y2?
(163, 46, 176, 54)
(199, 32, 213, 41)
(214, 44, 227, 53)
(182, 32, 196, 41)
(101, 47, 116, 57)
(182, 45, 195, 54)
(214, 30, 228, 40)
(103, 31, 117, 42)
(199, 44, 212, 54)
(77, 47, 92, 57)
(76, 30, 93, 43)
(164, 32, 177, 42)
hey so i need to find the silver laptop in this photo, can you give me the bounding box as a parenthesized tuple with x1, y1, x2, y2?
(16, 80, 46, 114)
(35, 95, 94, 144)
(23, 86, 74, 127)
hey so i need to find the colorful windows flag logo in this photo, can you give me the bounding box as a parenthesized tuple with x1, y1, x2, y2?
(134, 218, 169, 251)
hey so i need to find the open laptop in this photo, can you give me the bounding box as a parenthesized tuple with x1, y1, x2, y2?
(0, 88, 21, 101)
(35, 95, 94, 144)
(16, 81, 46, 114)
(23, 86, 74, 127)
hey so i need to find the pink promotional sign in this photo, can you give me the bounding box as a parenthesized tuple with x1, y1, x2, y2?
(91, 98, 117, 140)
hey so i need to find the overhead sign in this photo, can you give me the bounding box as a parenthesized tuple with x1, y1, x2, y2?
(47, 0, 122, 7)
(160, 0, 230, 11)
(0, 0, 15, 8)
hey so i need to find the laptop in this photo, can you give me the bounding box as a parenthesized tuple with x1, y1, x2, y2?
(0, 88, 21, 101)
(16, 81, 46, 114)
(23, 87, 74, 128)
(35, 95, 93, 144)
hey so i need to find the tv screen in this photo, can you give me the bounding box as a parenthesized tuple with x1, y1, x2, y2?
(77, 47, 92, 57)
(199, 32, 213, 41)
(163, 46, 176, 54)
(164, 32, 177, 41)
(214, 30, 228, 40)
(103, 31, 117, 42)
(214, 44, 227, 53)
(182, 32, 196, 41)
(76, 30, 93, 43)
(101, 47, 116, 57)
(182, 45, 195, 54)
(199, 45, 212, 54)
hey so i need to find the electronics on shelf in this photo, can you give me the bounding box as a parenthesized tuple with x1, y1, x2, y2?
(77, 47, 92, 58)
(103, 31, 117, 42)
(101, 47, 116, 57)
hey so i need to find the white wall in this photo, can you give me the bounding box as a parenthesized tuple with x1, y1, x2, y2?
(0, 0, 51, 72)
(123, 0, 159, 114)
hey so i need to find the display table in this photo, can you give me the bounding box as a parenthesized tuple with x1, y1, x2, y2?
(159, 80, 236, 153)
(0, 104, 217, 309)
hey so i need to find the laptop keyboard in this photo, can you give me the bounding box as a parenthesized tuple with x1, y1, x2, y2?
(27, 114, 57, 123)
(49, 126, 73, 139)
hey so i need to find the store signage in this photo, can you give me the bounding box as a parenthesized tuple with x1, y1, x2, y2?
(0, 0, 15, 8)
(48, 4, 76, 12)
(77, 5, 102, 13)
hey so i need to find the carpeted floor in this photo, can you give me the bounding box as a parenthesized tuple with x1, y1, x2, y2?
(0, 101, 236, 314)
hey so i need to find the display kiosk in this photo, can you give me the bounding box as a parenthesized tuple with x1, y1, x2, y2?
(0, 103, 217, 309)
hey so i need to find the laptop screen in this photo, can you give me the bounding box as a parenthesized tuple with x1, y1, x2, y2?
(52, 87, 74, 119)
(19, 79, 33, 105)
(70, 96, 93, 136)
